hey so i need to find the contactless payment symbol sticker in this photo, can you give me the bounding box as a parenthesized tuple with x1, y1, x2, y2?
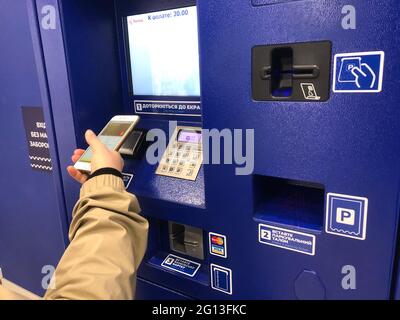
(333, 51, 385, 93)
(325, 193, 368, 240)
(209, 232, 227, 258)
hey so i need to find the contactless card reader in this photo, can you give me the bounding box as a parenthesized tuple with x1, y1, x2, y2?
(119, 129, 145, 158)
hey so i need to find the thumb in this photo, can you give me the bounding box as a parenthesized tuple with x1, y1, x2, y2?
(85, 130, 105, 152)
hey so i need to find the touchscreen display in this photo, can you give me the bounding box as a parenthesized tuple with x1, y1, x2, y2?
(126, 6, 200, 97)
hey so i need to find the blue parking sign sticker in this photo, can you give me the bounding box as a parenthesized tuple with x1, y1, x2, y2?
(210, 264, 232, 295)
(258, 224, 316, 256)
(161, 254, 201, 277)
(333, 51, 385, 93)
(325, 193, 368, 240)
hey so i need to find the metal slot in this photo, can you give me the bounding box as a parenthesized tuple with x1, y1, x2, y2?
(169, 222, 204, 260)
(292, 65, 320, 79)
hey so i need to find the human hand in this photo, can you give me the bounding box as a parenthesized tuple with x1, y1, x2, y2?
(67, 130, 124, 184)
(67, 148, 88, 184)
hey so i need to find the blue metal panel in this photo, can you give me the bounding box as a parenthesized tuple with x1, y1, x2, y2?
(197, 0, 400, 299)
(136, 278, 191, 300)
(0, 0, 68, 296)
(34, 0, 80, 219)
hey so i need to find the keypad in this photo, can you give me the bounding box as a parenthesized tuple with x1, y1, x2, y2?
(156, 126, 203, 181)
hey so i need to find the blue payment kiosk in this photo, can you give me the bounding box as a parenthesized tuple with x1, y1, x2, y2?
(1, 0, 400, 299)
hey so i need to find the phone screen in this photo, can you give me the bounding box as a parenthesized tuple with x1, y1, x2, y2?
(78, 122, 133, 164)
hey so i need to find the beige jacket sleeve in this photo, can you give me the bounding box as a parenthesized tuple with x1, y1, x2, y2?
(44, 174, 149, 300)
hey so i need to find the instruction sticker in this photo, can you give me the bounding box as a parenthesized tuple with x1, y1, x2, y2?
(21, 106, 53, 172)
(333, 51, 385, 93)
(161, 254, 201, 277)
(134, 100, 201, 116)
(258, 224, 316, 256)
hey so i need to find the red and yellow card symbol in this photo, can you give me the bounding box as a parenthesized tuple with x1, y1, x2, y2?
(211, 235, 224, 246)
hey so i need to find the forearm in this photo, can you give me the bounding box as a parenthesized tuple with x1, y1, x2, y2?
(44, 174, 148, 300)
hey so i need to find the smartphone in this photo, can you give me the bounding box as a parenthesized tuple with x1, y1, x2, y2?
(74, 115, 139, 172)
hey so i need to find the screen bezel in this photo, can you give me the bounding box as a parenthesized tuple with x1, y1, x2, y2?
(121, 3, 200, 101)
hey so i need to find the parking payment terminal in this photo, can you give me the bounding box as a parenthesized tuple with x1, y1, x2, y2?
(3, 0, 400, 299)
